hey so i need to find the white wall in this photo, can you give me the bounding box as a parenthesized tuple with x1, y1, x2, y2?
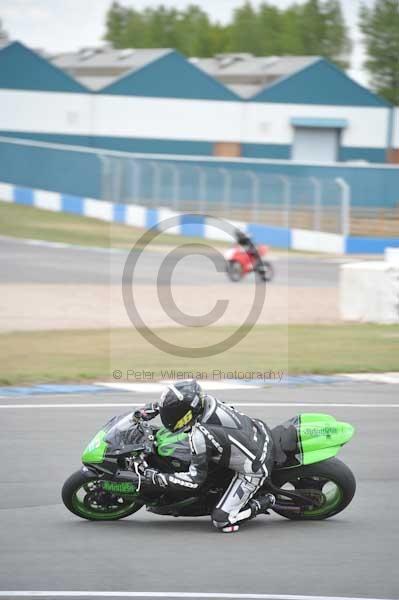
(0, 89, 92, 135)
(243, 102, 389, 149)
(0, 88, 391, 151)
(93, 95, 244, 142)
(0, 89, 244, 142)
(340, 262, 399, 324)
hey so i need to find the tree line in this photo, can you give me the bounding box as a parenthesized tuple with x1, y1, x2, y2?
(105, 0, 399, 104)
(105, 1, 351, 68)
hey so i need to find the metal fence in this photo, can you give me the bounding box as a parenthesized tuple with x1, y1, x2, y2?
(101, 155, 351, 235)
(1, 135, 399, 237)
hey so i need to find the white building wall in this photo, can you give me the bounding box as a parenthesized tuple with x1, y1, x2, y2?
(243, 102, 389, 149)
(93, 95, 244, 142)
(0, 89, 92, 135)
(0, 88, 391, 151)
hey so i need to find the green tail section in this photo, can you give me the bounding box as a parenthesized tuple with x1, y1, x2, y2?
(298, 413, 354, 465)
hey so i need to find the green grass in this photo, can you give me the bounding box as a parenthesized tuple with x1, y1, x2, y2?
(0, 324, 398, 385)
(0, 201, 226, 249)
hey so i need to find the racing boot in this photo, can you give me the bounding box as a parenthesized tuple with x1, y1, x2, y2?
(249, 493, 276, 516)
(216, 494, 276, 533)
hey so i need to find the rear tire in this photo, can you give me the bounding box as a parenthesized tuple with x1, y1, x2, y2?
(226, 260, 243, 282)
(62, 470, 142, 521)
(258, 261, 274, 282)
(271, 457, 356, 520)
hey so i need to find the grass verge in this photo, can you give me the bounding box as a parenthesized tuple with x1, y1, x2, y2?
(0, 324, 398, 385)
(0, 201, 226, 249)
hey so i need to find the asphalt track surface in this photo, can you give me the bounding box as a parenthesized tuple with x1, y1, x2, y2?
(0, 384, 398, 599)
(0, 237, 342, 287)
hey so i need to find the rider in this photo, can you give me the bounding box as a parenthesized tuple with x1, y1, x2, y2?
(235, 229, 262, 272)
(139, 380, 275, 533)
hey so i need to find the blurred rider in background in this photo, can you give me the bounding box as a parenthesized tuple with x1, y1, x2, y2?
(235, 229, 262, 271)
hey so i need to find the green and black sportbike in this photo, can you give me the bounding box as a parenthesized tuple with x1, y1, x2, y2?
(62, 411, 356, 522)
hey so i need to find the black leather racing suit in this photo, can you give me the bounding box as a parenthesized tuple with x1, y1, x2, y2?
(142, 395, 274, 529)
(235, 231, 262, 272)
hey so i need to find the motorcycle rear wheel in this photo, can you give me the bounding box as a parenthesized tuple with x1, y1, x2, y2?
(271, 457, 356, 520)
(258, 261, 274, 282)
(62, 470, 142, 521)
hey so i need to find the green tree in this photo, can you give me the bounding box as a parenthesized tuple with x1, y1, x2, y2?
(360, 0, 399, 103)
(227, 2, 262, 54)
(143, 6, 182, 49)
(103, 1, 351, 67)
(299, 0, 350, 67)
(175, 5, 214, 56)
(257, 3, 284, 55)
(300, 0, 326, 55)
(104, 2, 128, 48)
(280, 6, 305, 55)
(209, 23, 232, 55)
(120, 9, 146, 48)
(321, 0, 352, 68)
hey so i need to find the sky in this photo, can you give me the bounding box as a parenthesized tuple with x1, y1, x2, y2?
(0, 0, 374, 84)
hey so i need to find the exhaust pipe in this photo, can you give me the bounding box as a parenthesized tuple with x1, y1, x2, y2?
(272, 502, 302, 514)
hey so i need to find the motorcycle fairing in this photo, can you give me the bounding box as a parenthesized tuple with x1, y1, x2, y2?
(81, 430, 108, 464)
(82, 412, 143, 465)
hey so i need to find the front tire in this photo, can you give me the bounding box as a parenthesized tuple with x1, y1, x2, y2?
(62, 470, 142, 521)
(271, 457, 356, 520)
(226, 260, 243, 282)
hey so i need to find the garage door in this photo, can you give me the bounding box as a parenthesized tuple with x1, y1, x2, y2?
(292, 127, 339, 162)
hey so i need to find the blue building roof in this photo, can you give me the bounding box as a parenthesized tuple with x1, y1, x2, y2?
(99, 50, 239, 101)
(251, 58, 391, 107)
(0, 41, 87, 93)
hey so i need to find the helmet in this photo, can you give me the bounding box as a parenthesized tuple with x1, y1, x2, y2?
(159, 380, 204, 432)
(235, 228, 251, 245)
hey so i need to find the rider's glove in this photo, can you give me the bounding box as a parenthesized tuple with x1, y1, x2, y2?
(144, 468, 168, 488)
(134, 402, 159, 422)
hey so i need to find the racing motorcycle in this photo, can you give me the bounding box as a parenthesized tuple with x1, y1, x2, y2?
(62, 410, 356, 523)
(224, 244, 274, 282)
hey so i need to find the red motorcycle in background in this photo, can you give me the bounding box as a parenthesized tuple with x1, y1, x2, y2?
(224, 243, 274, 282)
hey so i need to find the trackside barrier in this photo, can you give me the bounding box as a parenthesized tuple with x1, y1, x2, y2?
(0, 182, 398, 254)
(340, 258, 399, 323)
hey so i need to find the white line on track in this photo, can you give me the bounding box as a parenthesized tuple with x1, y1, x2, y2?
(0, 402, 398, 409)
(0, 593, 396, 600)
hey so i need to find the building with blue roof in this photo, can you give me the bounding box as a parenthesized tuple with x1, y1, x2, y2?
(100, 50, 239, 101)
(0, 41, 86, 93)
(0, 41, 395, 164)
(0, 41, 398, 213)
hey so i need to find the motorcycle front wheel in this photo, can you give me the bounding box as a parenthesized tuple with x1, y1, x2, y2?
(62, 470, 143, 521)
(271, 457, 356, 520)
(226, 260, 243, 282)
